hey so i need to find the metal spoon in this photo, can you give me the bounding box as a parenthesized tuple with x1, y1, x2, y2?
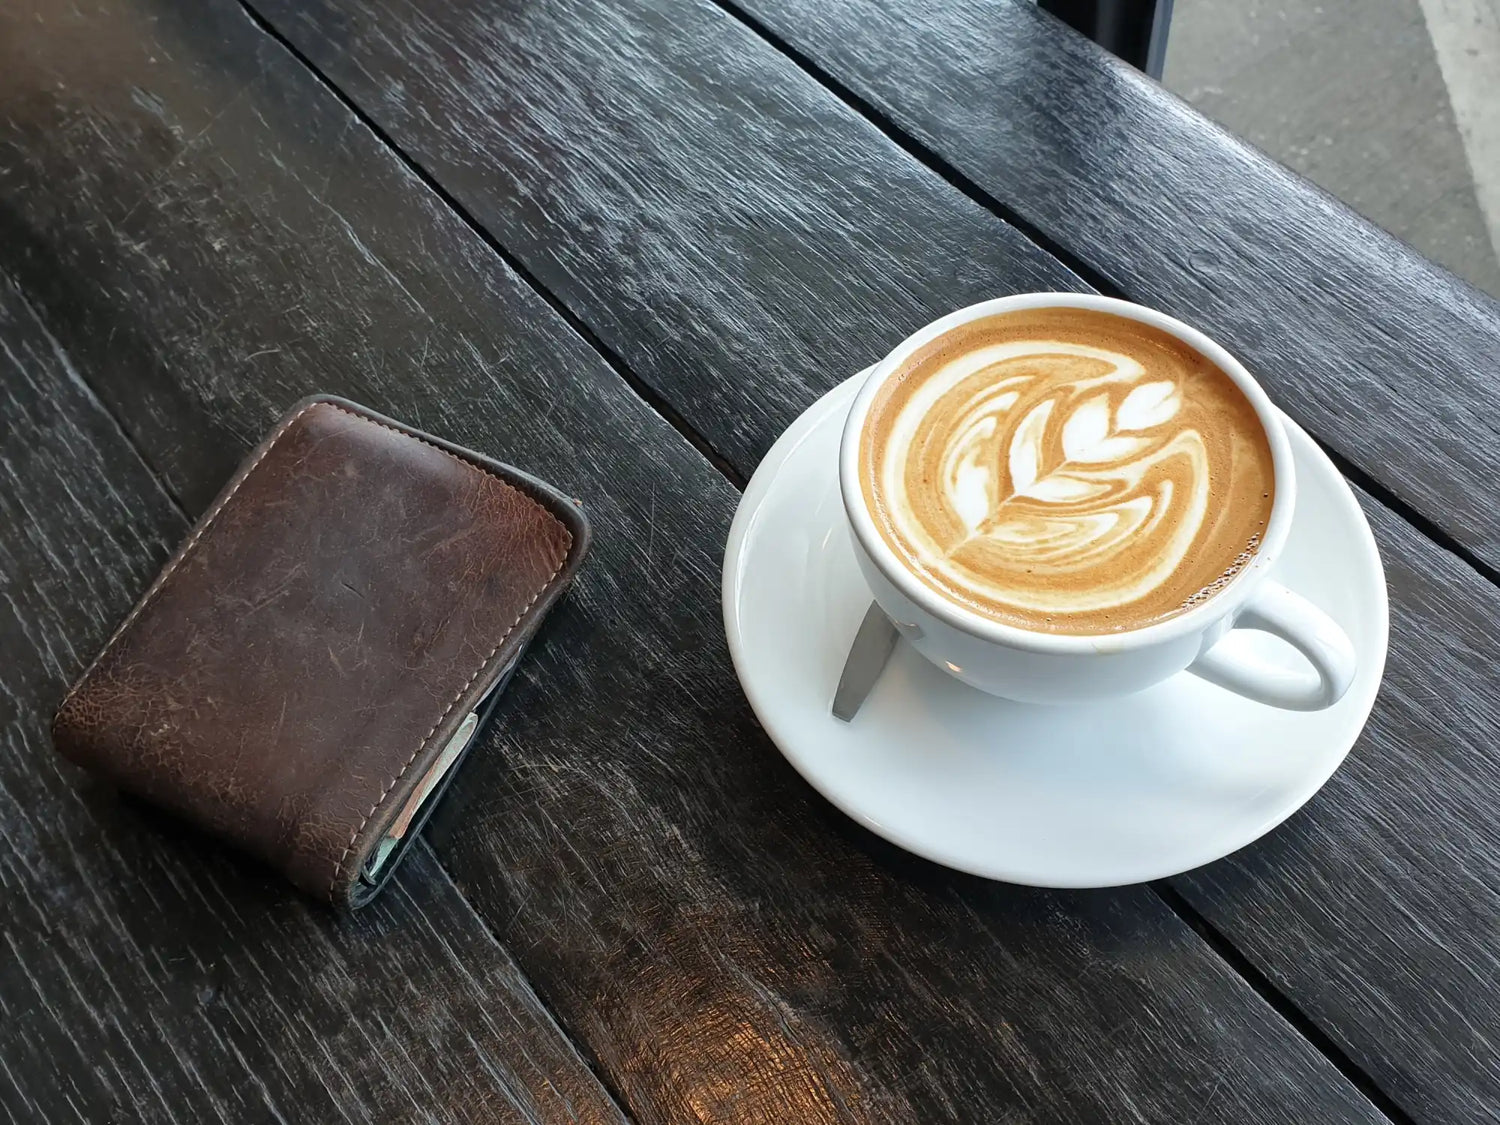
(832, 603, 899, 721)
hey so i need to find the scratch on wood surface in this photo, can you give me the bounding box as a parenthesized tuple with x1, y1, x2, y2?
(1192, 1074, 1229, 1124)
(115, 74, 262, 232)
(643, 483, 657, 577)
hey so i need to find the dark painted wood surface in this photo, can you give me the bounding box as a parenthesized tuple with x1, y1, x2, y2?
(223, 0, 1500, 1121)
(0, 275, 630, 1125)
(0, 1, 1392, 1122)
(251, 0, 1084, 479)
(722, 0, 1500, 575)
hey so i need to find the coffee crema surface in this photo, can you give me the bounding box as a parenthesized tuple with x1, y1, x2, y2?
(859, 308, 1275, 634)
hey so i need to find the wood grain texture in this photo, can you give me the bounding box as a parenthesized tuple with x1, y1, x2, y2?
(719, 0, 1500, 572)
(229, 0, 1500, 1120)
(0, 0, 1389, 1121)
(250, 0, 1085, 479)
(0, 276, 629, 1125)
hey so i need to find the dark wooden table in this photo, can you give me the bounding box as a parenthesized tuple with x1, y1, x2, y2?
(3, 1, 1498, 1121)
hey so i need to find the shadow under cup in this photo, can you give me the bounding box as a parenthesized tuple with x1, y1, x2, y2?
(838, 292, 1356, 711)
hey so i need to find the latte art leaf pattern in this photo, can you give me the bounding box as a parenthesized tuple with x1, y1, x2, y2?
(861, 311, 1276, 634)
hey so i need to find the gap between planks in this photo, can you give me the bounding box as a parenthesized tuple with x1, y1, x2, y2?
(1150, 883, 1415, 1125)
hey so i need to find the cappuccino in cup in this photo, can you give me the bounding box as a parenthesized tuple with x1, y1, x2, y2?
(857, 307, 1275, 635)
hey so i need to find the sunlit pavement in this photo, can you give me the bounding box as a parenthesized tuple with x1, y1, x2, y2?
(1166, 0, 1500, 299)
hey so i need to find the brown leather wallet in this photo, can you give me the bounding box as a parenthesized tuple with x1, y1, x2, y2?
(52, 396, 590, 907)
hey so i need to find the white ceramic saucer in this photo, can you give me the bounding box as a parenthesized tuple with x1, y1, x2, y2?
(723, 371, 1388, 887)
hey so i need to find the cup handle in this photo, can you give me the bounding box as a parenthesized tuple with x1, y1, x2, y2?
(1187, 581, 1356, 711)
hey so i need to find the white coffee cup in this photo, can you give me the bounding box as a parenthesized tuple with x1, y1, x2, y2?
(839, 293, 1356, 710)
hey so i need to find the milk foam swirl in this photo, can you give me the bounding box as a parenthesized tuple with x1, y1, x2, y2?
(862, 314, 1275, 634)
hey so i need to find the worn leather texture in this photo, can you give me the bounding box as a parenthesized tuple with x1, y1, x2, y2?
(52, 395, 590, 906)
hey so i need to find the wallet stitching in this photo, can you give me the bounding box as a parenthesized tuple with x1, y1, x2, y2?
(55, 400, 323, 721)
(315, 402, 574, 901)
(326, 552, 567, 901)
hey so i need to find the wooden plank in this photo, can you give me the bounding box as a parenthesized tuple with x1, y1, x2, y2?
(713, 0, 1500, 573)
(223, 0, 1500, 1120)
(0, 275, 630, 1125)
(0, 0, 1390, 1121)
(247, 0, 1084, 480)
